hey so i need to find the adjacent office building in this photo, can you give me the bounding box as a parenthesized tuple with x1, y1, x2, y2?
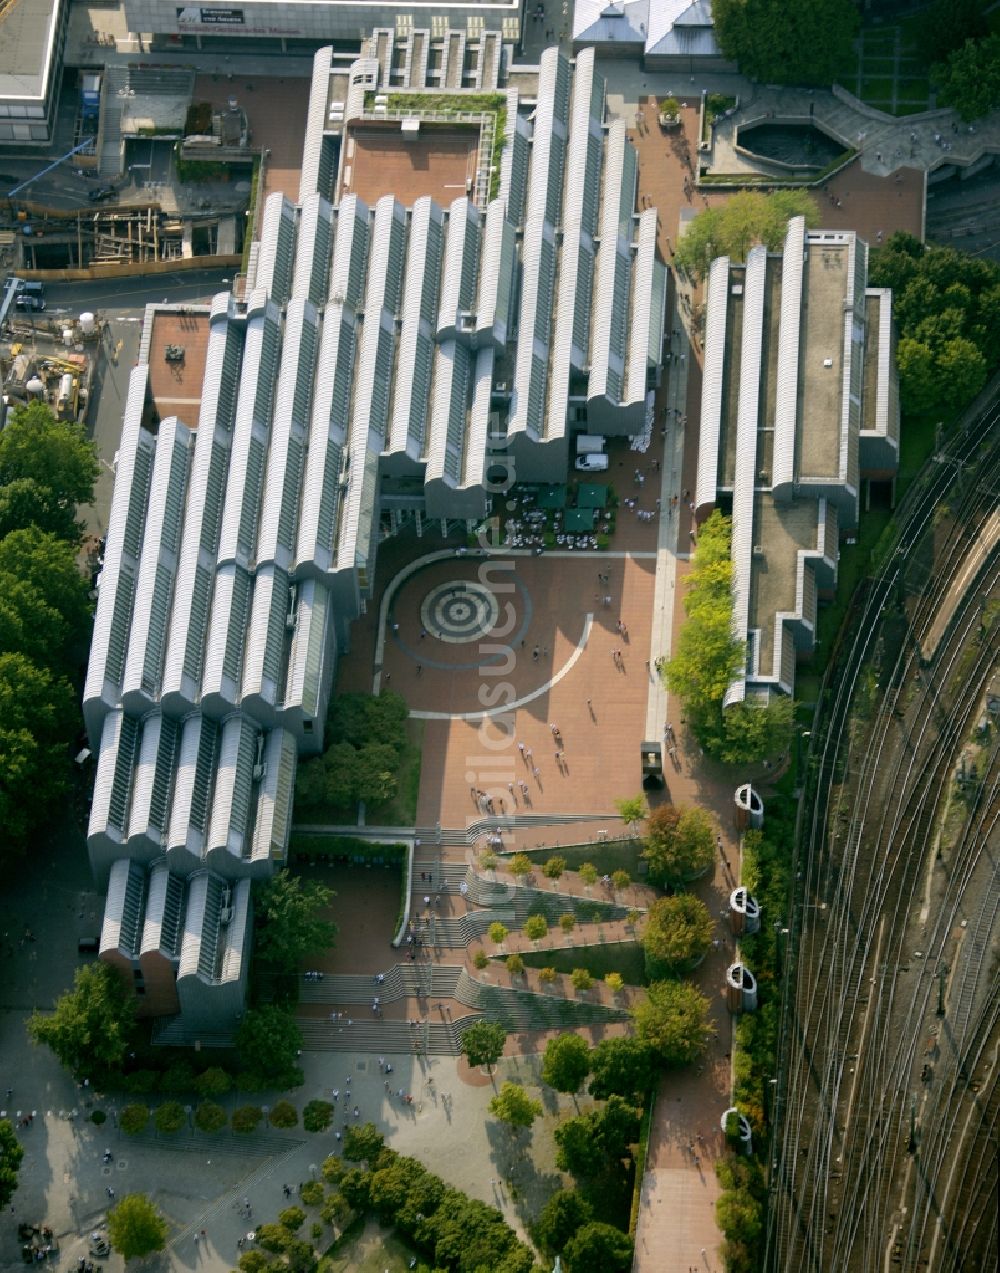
(0, 0, 69, 148)
(84, 44, 667, 1037)
(695, 216, 899, 706)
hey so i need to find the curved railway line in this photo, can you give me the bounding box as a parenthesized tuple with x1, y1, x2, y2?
(767, 385, 1000, 1271)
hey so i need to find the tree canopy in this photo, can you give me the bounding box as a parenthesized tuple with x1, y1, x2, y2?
(27, 962, 136, 1079)
(915, 0, 990, 66)
(643, 893, 715, 978)
(633, 980, 715, 1067)
(295, 692, 412, 815)
(541, 1032, 591, 1096)
(675, 189, 819, 279)
(253, 871, 337, 974)
(869, 233, 1000, 418)
(554, 1096, 642, 1179)
(0, 401, 99, 513)
(931, 32, 1000, 121)
(713, 0, 858, 87)
(236, 1005, 303, 1088)
(488, 1081, 542, 1130)
(587, 1036, 657, 1102)
(0, 1120, 25, 1211)
(564, 1220, 634, 1273)
(0, 403, 97, 864)
(642, 804, 715, 888)
(532, 1188, 593, 1258)
(662, 511, 793, 763)
(107, 1193, 168, 1261)
(460, 1019, 507, 1073)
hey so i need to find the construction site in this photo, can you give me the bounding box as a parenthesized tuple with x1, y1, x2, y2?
(0, 277, 100, 431)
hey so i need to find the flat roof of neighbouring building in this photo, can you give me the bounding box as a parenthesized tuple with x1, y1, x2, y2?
(146, 311, 209, 428)
(748, 496, 819, 671)
(340, 121, 480, 207)
(0, 0, 61, 102)
(798, 240, 848, 480)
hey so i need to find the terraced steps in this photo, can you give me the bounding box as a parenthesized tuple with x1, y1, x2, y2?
(297, 1014, 483, 1055)
(300, 964, 462, 1005)
(454, 969, 629, 1030)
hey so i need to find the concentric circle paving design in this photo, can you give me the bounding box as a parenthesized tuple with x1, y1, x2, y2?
(420, 580, 501, 644)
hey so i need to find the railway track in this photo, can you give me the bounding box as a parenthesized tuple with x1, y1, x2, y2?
(767, 384, 1000, 1270)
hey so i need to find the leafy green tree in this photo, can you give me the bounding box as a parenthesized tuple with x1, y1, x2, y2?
(236, 1005, 302, 1084)
(675, 189, 819, 279)
(719, 697, 794, 765)
(0, 401, 99, 510)
(0, 1119, 25, 1209)
(605, 972, 625, 994)
(302, 1100, 334, 1132)
(542, 855, 567, 879)
(0, 651, 76, 854)
(614, 795, 647, 829)
(0, 528, 92, 648)
(541, 1033, 591, 1097)
(506, 952, 525, 976)
(509, 852, 532, 879)
(917, 0, 990, 65)
(338, 1167, 372, 1211)
(319, 1191, 351, 1228)
(278, 1206, 306, 1231)
(119, 1104, 150, 1136)
(489, 1081, 542, 1130)
(564, 1220, 633, 1273)
(523, 914, 548, 942)
(344, 1121, 385, 1164)
(154, 1101, 186, 1135)
(588, 1037, 657, 1101)
(644, 894, 714, 976)
(555, 1096, 641, 1178)
(27, 962, 136, 1078)
(579, 863, 598, 886)
(713, 0, 857, 87)
(231, 1105, 263, 1134)
(369, 1155, 440, 1223)
(107, 1193, 168, 1260)
(611, 869, 630, 892)
(268, 1099, 298, 1128)
(642, 804, 715, 888)
(633, 980, 715, 1066)
(0, 476, 82, 542)
(559, 911, 576, 934)
(158, 1061, 195, 1094)
(936, 336, 988, 407)
(194, 1101, 227, 1133)
(194, 1066, 232, 1098)
(932, 32, 1000, 121)
(532, 1188, 593, 1258)
(488, 921, 509, 945)
(300, 1180, 324, 1206)
(353, 741, 399, 803)
(473, 948, 489, 969)
(460, 1020, 507, 1074)
(895, 337, 938, 414)
(254, 871, 337, 974)
(571, 968, 593, 991)
(539, 966, 557, 983)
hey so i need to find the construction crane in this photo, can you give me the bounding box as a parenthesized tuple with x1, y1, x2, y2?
(6, 139, 99, 200)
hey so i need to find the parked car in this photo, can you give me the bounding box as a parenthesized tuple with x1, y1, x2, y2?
(574, 452, 609, 472)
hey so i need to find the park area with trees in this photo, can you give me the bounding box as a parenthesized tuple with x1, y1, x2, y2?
(0, 401, 99, 862)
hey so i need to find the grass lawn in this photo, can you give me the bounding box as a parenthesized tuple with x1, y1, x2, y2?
(513, 939, 648, 985)
(365, 717, 424, 826)
(898, 412, 938, 498)
(320, 1218, 420, 1272)
(520, 839, 645, 878)
(861, 77, 896, 99)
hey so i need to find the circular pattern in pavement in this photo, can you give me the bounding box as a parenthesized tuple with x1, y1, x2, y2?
(420, 580, 500, 644)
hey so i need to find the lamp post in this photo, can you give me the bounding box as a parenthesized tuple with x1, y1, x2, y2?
(262, 1105, 270, 1130)
(184, 1104, 193, 1133)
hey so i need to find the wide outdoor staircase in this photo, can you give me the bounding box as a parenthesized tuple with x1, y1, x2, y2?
(465, 870, 632, 923)
(297, 968, 629, 1054)
(300, 964, 462, 1005)
(413, 811, 618, 847)
(453, 969, 629, 1030)
(298, 1013, 482, 1055)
